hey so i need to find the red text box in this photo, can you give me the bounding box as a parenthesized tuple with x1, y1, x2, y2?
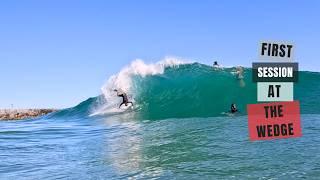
(247, 101, 301, 141)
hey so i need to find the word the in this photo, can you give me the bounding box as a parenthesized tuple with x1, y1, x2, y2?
(264, 105, 283, 118)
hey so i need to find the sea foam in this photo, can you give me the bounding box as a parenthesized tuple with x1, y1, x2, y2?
(95, 57, 188, 115)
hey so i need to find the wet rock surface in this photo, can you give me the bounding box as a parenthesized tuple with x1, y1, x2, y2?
(0, 109, 56, 120)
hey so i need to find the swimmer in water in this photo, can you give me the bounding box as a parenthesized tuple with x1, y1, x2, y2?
(213, 61, 219, 68)
(231, 103, 238, 113)
(114, 89, 133, 108)
(235, 66, 246, 87)
(235, 66, 244, 79)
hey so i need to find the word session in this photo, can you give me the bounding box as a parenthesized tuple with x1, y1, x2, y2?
(257, 66, 293, 78)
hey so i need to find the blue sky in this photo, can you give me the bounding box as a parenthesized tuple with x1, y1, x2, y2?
(1, 0, 319, 108)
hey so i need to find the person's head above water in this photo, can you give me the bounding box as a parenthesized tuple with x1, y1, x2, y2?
(213, 61, 218, 65)
(113, 89, 118, 92)
(231, 103, 237, 113)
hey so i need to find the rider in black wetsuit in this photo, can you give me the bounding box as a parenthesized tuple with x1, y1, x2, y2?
(114, 89, 133, 108)
(231, 103, 238, 113)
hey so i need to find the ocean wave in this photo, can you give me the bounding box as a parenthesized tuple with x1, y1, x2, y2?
(50, 59, 320, 120)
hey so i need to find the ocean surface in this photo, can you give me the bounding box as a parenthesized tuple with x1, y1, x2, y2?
(1, 60, 320, 179)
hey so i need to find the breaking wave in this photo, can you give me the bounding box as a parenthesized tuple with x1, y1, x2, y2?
(51, 58, 320, 120)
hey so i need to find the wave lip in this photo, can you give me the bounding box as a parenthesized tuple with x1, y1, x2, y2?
(102, 57, 189, 93)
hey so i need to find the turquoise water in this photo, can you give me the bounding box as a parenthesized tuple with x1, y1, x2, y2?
(1, 64, 320, 179)
(1, 114, 320, 179)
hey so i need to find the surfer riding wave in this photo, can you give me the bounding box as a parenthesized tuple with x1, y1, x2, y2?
(114, 89, 133, 108)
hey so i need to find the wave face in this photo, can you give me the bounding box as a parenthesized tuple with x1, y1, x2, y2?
(52, 59, 320, 120)
(134, 63, 257, 119)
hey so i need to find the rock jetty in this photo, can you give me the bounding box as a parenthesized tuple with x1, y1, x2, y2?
(0, 109, 56, 120)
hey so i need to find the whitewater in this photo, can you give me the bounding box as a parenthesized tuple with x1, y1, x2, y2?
(1, 58, 320, 179)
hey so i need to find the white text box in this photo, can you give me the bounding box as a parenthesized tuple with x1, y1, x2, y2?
(257, 82, 293, 102)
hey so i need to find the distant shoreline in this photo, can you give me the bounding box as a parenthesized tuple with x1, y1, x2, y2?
(0, 109, 57, 120)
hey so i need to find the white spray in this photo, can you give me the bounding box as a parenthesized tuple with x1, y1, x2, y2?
(92, 57, 189, 115)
